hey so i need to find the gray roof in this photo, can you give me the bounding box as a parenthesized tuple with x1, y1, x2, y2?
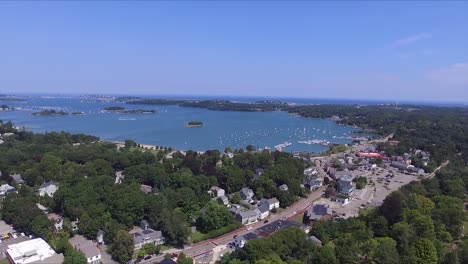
(238, 210, 257, 219)
(306, 204, 332, 220)
(257, 220, 301, 236)
(160, 259, 177, 264)
(257, 203, 269, 213)
(39, 181, 57, 189)
(35, 253, 64, 264)
(241, 232, 258, 241)
(80, 245, 100, 258)
(240, 188, 254, 200)
(133, 229, 163, 244)
(11, 174, 25, 184)
(308, 235, 322, 245)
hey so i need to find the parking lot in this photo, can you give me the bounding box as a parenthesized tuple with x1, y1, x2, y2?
(315, 166, 421, 218)
(0, 235, 31, 259)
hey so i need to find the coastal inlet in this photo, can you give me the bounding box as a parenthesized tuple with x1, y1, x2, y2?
(0, 96, 366, 152)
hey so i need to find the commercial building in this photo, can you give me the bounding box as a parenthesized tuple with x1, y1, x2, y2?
(5, 238, 64, 264)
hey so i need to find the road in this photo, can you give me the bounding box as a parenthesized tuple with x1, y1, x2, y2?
(147, 186, 325, 263)
(426, 160, 449, 179)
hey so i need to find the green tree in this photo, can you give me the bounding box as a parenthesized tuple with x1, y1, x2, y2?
(196, 201, 236, 233)
(231, 192, 241, 204)
(109, 230, 134, 264)
(177, 252, 194, 264)
(312, 245, 338, 264)
(414, 238, 438, 264)
(63, 250, 87, 264)
(373, 237, 399, 264)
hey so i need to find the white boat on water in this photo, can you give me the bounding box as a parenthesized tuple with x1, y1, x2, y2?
(118, 117, 136, 121)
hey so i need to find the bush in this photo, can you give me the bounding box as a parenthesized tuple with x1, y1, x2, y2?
(192, 223, 241, 243)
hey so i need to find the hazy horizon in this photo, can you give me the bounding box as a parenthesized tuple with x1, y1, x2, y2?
(2, 1, 468, 101)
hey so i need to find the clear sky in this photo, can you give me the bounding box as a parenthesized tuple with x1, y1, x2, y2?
(1, 1, 468, 102)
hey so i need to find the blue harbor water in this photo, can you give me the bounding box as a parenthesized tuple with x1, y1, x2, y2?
(0, 95, 367, 153)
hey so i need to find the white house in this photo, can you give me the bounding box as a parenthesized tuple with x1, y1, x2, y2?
(132, 221, 165, 250)
(38, 182, 58, 197)
(70, 235, 101, 264)
(335, 194, 350, 205)
(255, 204, 270, 220)
(80, 245, 101, 264)
(96, 230, 105, 245)
(233, 233, 258, 248)
(259, 198, 280, 211)
(208, 186, 225, 198)
(235, 210, 258, 225)
(0, 184, 17, 200)
(47, 213, 63, 232)
(240, 188, 254, 202)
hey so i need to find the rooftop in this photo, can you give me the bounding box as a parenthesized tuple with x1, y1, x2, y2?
(6, 238, 60, 264)
(256, 220, 301, 236)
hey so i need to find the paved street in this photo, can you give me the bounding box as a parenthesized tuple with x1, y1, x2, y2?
(147, 186, 325, 264)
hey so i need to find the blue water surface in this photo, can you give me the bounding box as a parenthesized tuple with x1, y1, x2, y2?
(0, 96, 365, 152)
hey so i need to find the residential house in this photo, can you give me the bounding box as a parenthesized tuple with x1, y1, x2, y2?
(253, 168, 264, 181)
(11, 174, 25, 186)
(335, 194, 350, 205)
(308, 236, 323, 246)
(47, 213, 64, 232)
(71, 220, 80, 231)
(255, 204, 270, 220)
(303, 204, 333, 224)
(256, 220, 301, 237)
(304, 167, 318, 178)
(338, 180, 354, 195)
(208, 186, 225, 198)
(79, 245, 101, 264)
(233, 233, 258, 248)
(132, 220, 165, 250)
(332, 170, 353, 181)
(407, 165, 425, 175)
(0, 184, 17, 200)
(229, 205, 243, 216)
(235, 210, 258, 225)
(240, 188, 254, 202)
(278, 184, 289, 191)
(216, 160, 223, 168)
(258, 198, 280, 211)
(38, 182, 58, 197)
(140, 184, 153, 194)
(96, 230, 105, 245)
(305, 179, 323, 191)
(69, 235, 101, 264)
(208, 186, 229, 205)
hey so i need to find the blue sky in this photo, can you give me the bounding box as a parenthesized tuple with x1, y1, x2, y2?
(1, 1, 467, 102)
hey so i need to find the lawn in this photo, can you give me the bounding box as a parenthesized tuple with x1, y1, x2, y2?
(290, 214, 304, 224)
(190, 230, 206, 244)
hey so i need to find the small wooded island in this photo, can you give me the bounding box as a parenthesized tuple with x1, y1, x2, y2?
(186, 121, 204, 127)
(101, 106, 157, 114)
(0, 105, 14, 111)
(32, 109, 68, 116)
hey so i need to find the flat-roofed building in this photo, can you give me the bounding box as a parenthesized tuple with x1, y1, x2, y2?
(5, 238, 64, 264)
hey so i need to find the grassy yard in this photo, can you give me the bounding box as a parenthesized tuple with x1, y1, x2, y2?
(190, 230, 206, 244)
(290, 213, 304, 224)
